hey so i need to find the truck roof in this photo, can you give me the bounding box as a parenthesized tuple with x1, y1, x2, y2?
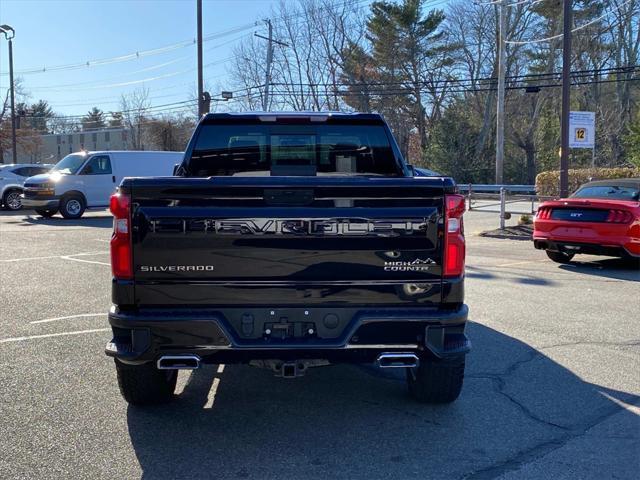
(201, 111, 385, 124)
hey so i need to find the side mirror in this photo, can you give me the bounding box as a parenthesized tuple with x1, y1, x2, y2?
(172, 164, 181, 176)
(407, 164, 417, 176)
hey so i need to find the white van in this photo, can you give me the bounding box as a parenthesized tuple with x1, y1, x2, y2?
(21, 150, 183, 218)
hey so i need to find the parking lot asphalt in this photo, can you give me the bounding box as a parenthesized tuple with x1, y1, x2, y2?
(0, 209, 638, 480)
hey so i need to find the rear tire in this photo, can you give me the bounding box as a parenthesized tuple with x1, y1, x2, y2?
(406, 355, 465, 404)
(35, 208, 58, 218)
(115, 360, 177, 406)
(2, 189, 22, 211)
(622, 254, 640, 269)
(546, 250, 574, 264)
(60, 194, 85, 219)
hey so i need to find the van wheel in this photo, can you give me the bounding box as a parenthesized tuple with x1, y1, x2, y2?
(115, 360, 177, 406)
(2, 189, 22, 211)
(406, 355, 465, 404)
(546, 250, 574, 264)
(35, 208, 58, 218)
(60, 195, 85, 219)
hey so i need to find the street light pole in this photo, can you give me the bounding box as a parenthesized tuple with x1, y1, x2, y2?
(255, 20, 287, 112)
(1, 25, 17, 164)
(560, 0, 573, 197)
(495, 0, 506, 185)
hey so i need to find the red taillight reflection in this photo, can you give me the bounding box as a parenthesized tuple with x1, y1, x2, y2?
(110, 192, 132, 279)
(444, 194, 465, 278)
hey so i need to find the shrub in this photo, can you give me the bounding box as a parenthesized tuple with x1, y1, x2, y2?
(535, 168, 640, 197)
(519, 214, 532, 225)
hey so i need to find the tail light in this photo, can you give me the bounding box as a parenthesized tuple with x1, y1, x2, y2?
(536, 206, 552, 219)
(110, 192, 133, 279)
(606, 209, 633, 224)
(444, 194, 466, 277)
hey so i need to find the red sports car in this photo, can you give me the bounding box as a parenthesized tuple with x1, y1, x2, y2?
(533, 178, 640, 263)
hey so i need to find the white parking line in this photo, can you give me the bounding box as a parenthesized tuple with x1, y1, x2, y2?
(494, 259, 548, 268)
(2, 254, 66, 262)
(60, 254, 110, 266)
(204, 378, 221, 409)
(0, 328, 110, 344)
(2, 251, 109, 266)
(30, 313, 104, 325)
(2, 251, 106, 263)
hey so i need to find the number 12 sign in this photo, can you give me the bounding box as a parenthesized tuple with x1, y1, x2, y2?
(569, 111, 595, 149)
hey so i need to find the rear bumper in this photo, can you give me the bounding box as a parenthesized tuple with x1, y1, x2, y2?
(533, 220, 640, 256)
(533, 235, 639, 257)
(105, 304, 470, 365)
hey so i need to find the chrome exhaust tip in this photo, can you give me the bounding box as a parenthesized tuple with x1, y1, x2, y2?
(157, 355, 201, 370)
(376, 352, 419, 368)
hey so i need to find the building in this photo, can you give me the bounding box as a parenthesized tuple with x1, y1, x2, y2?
(2, 128, 131, 164)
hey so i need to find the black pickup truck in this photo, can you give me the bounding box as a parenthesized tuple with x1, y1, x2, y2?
(105, 112, 470, 406)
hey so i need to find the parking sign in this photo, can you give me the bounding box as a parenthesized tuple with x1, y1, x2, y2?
(569, 111, 595, 148)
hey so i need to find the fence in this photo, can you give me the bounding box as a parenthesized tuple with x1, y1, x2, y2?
(462, 184, 556, 229)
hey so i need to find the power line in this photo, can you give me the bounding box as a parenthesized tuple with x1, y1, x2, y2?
(38, 65, 628, 114)
(479, 0, 543, 6)
(505, 0, 635, 45)
(25, 32, 252, 92)
(261, 73, 639, 98)
(22, 99, 198, 120)
(45, 68, 234, 108)
(1, 0, 373, 77)
(0, 23, 257, 76)
(264, 65, 639, 90)
(28, 57, 235, 92)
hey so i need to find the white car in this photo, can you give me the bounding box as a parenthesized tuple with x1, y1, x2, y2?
(22, 150, 183, 219)
(0, 163, 54, 211)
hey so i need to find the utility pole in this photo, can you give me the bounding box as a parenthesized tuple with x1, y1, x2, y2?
(196, 0, 204, 117)
(1, 25, 17, 164)
(263, 19, 273, 111)
(255, 20, 287, 112)
(495, 0, 506, 185)
(559, 0, 573, 198)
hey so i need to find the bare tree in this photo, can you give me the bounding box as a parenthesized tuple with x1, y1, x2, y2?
(120, 87, 150, 150)
(145, 114, 195, 151)
(0, 79, 40, 163)
(230, 0, 367, 111)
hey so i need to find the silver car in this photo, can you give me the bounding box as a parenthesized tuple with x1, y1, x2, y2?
(0, 163, 54, 211)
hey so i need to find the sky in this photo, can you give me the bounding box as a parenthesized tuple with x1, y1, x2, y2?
(0, 0, 318, 118)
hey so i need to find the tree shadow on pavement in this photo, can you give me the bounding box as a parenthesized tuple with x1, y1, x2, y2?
(557, 257, 640, 282)
(125, 323, 639, 480)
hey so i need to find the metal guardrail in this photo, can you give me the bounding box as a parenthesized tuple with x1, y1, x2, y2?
(463, 184, 557, 229)
(458, 184, 536, 194)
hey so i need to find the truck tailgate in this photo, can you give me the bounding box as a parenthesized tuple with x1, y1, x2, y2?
(127, 177, 448, 307)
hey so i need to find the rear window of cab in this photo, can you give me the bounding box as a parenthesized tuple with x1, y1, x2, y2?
(188, 124, 402, 177)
